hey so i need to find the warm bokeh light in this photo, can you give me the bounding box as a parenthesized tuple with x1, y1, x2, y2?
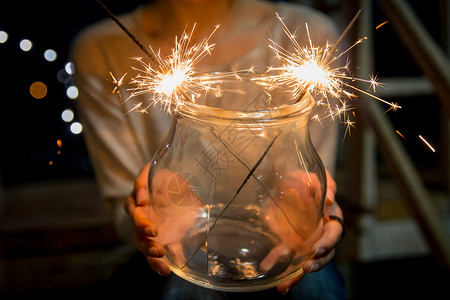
(61, 108, 74, 122)
(19, 39, 32, 51)
(44, 49, 57, 62)
(29, 81, 48, 99)
(0, 31, 8, 43)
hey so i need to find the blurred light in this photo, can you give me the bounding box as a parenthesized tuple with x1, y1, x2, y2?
(57, 69, 71, 84)
(65, 62, 75, 75)
(66, 85, 79, 99)
(44, 49, 57, 62)
(0, 31, 8, 43)
(29, 81, 47, 99)
(61, 108, 74, 122)
(70, 122, 83, 134)
(19, 39, 32, 51)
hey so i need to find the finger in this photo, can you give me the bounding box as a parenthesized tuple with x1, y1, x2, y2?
(325, 169, 337, 205)
(276, 271, 306, 295)
(146, 257, 171, 277)
(303, 248, 336, 274)
(260, 245, 291, 273)
(128, 202, 159, 237)
(124, 194, 135, 215)
(310, 219, 343, 259)
(134, 163, 151, 206)
(133, 230, 165, 257)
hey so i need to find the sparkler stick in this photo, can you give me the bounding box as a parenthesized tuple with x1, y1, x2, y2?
(323, 9, 363, 66)
(263, 10, 400, 125)
(95, 0, 159, 67)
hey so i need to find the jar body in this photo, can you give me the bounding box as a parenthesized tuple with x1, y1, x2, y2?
(147, 80, 326, 291)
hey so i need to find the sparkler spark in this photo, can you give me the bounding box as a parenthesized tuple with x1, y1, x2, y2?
(419, 135, 436, 152)
(396, 130, 406, 140)
(376, 21, 389, 30)
(109, 71, 127, 102)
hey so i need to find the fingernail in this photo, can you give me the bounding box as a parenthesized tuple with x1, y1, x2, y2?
(281, 288, 290, 295)
(307, 263, 319, 273)
(144, 226, 157, 237)
(149, 246, 163, 258)
(326, 191, 335, 202)
(136, 187, 147, 205)
(313, 248, 326, 257)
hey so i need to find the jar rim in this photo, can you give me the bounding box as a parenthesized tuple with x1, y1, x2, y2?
(175, 77, 315, 122)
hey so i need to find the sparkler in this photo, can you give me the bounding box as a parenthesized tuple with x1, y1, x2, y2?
(127, 24, 221, 113)
(125, 26, 254, 114)
(97, 0, 252, 114)
(259, 11, 401, 127)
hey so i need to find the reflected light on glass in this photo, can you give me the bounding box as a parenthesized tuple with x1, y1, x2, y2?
(70, 122, 83, 134)
(29, 81, 47, 99)
(0, 31, 8, 43)
(44, 49, 57, 62)
(19, 39, 32, 51)
(66, 85, 79, 99)
(61, 109, 74, 122)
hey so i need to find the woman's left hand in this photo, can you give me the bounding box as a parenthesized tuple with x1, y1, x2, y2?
(276, 170, 344, 295)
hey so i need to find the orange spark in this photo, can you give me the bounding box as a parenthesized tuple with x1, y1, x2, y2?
(376, 21, 389, 30)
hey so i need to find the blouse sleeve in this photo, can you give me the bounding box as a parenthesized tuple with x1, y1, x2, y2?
(70, 27, 148, 241)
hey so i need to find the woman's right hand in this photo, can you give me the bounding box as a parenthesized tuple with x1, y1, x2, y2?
(124, 162, 171, 276)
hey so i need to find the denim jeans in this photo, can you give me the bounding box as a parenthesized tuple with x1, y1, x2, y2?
(160, 262, 347, 300)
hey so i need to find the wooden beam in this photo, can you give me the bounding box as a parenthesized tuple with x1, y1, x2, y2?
(377, 0, 450, 117)
(376, 77, 434, 98)
(361, 98, 450, 273)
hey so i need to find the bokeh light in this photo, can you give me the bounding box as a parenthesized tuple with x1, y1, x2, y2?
(66, 85, 79, 99)
(65, 62, 75, 75)
(19, 39, 32, 51)
(44, 49, 57, 62)
(61, 108, 74, 122)
(29, 81, 48, 99)
(0, 31, 8, 43)
(70, 122, 83, 134)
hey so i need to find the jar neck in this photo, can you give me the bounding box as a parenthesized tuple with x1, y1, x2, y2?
(175, 90, 315, 127)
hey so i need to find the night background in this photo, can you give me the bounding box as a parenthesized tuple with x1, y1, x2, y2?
(0, 0, 448, 298)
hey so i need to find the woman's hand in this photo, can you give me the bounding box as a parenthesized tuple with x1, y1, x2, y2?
(124, 163, 171, 276)
(276, 170, 344, 295)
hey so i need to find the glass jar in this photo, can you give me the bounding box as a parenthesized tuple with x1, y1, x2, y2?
(147, 78, 326, 292)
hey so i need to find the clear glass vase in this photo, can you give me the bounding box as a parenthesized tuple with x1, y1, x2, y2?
(147, 78, 326, 292)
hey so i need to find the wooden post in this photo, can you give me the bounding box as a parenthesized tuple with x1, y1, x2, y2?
(377, 0, 450, 117)
(361, 96, 450, 272)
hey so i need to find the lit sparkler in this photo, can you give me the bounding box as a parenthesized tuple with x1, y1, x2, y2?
(259, 11, 401, 126)
(126, 25, 255, 114)
(127, 24, 219, 113)
(96, 0, 251, 114)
